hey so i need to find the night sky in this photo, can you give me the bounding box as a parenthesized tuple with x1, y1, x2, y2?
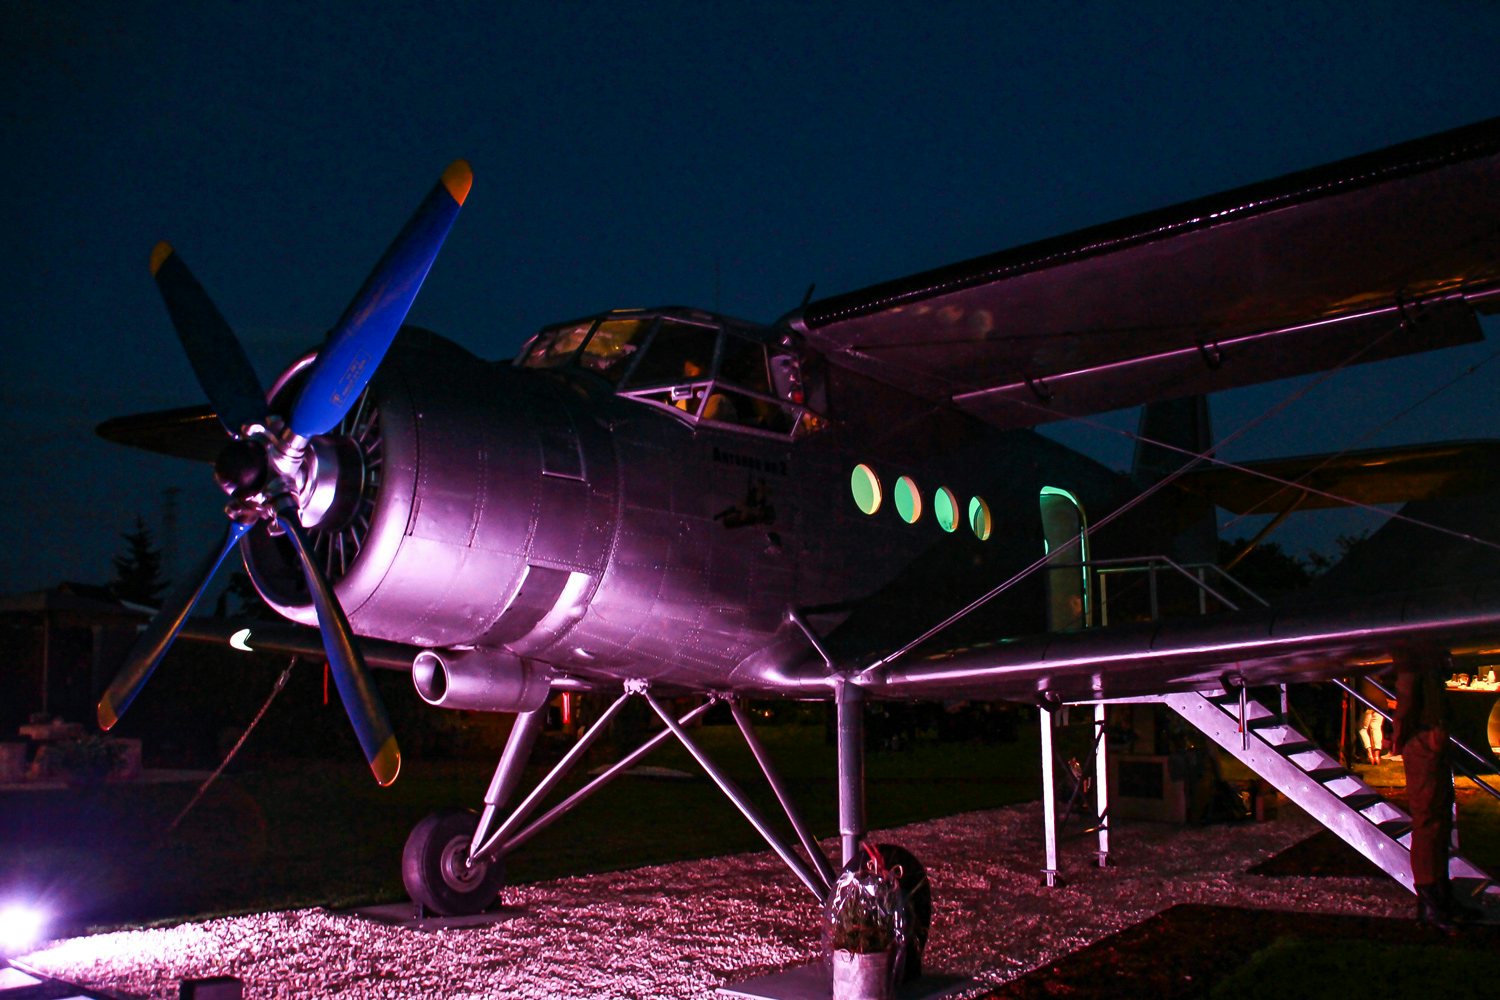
(4, 2, 1500, 593)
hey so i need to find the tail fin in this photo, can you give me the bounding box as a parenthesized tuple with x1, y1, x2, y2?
(1133, 395, 1218, 564)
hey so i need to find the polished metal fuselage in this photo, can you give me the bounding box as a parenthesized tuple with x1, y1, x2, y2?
(246, 328, 1140, 699)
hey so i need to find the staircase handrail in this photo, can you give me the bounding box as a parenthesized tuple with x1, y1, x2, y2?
(1089, 555, 1269, 618)
(1333, 676, 1500, 804)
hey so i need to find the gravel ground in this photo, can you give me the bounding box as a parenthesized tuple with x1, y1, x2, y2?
(18, 802, 1411, 999)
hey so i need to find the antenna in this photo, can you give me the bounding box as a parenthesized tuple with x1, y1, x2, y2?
(160, 486, 181, 583)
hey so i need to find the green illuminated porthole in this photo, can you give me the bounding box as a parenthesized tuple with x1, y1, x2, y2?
(933, 487, 958, 532)
(851, 464, 883, 515)
(894, 476, 922, 524)
(969, 496, 992, 540)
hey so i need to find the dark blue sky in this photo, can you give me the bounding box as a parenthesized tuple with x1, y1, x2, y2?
(4, 2, 1500, 591)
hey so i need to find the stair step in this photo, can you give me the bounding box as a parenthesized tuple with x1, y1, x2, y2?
(1452, 876, 1494, 901)
(1342, 792, 1384, 811)
(1377, 819, 1412, 839)
(1305, 766, 1347, 783)
(1272, 740, 1317, 756)
(1246, 715, 1283, 730)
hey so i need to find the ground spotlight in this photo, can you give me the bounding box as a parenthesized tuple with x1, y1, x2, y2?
(0, 902, 46, 954)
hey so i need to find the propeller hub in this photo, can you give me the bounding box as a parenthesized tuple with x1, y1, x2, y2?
(299, 434, 367, 529)
(214, 439, 269, 495)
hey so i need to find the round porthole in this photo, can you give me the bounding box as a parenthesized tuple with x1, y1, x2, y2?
(934, 487, 958, 532)
(851, 464, 882, 515)
(894, 476, 923, 524)
(969, 496, 992, 540)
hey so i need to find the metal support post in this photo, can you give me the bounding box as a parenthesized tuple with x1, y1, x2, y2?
(730, 700, 836, 891)
(1093, 702, 1110, 868)
(641, 690, 824, 898)
(835, 680, 866, 868)
(471, 707, 545, 857)
(1040, 704, 1059, 887)
(1240, 682, 1249, 751)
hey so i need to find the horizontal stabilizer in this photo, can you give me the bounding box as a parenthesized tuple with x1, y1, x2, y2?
(1175, 440, 1500, 514)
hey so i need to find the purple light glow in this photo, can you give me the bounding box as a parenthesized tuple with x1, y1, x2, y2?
(0, 903, 46, 955)
(15, 803, 1411, 998)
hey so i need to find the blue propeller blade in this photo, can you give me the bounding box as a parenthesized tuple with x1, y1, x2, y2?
(277, 512, 401, 785)
(98, 521, 253, 731)
(288, 161, 472, 439)
(150, 242, 268, 436)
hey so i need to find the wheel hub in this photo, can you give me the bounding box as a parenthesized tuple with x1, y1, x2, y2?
(439, 835, 486, 891)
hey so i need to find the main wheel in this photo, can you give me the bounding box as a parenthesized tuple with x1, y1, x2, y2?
(401, 809, 505, 916)
(870, 843, 931, 982)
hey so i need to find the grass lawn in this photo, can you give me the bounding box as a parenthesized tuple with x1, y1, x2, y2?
(0, 717, 1049, 933)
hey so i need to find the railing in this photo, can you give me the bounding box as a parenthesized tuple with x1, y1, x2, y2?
(1089, 556, 1268, 626)
(1332, 676, 1500, 803)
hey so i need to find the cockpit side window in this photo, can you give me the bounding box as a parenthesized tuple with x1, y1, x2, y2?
(718, 334, 772, 394)
(576, 318, 652, 382)
(617, 319, 719, 389)
(521, 310, 829, 438)
(520, 320, 596, 369)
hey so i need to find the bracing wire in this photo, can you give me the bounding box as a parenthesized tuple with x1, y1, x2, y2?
(868, 307, 1500, 673)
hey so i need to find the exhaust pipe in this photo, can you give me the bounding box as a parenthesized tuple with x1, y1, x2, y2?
(412, 648, 551, 712)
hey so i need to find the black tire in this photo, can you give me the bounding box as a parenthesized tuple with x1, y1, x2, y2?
(843, 843, 932, 983)
(401, 809, 505, 916)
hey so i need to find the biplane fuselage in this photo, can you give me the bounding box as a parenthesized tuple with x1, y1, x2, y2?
(242, 310, 1144, 708)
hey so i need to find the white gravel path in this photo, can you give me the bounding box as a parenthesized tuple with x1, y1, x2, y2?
(18, 802, 1410, 999)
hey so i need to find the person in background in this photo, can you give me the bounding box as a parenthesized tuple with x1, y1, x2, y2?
(1393, 642, 1466, 931)
(1358, 704, 1384, 765)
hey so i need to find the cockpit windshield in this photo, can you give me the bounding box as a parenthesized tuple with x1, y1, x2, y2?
(518, 309, 826, 437)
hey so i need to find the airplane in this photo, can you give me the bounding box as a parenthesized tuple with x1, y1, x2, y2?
(95, 117, 1500, 976)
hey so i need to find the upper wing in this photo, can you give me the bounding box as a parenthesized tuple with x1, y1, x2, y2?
(789, 118, 1500, 428)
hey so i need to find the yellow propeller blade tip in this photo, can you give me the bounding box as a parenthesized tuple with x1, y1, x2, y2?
(149, 241, 175, 276)
(371, 737, 402, 786)
(97, 696, 119, 732)
(441, 160, 473, 206)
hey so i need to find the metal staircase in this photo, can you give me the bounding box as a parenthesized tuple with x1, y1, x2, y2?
(1161, 687, 1499, 907)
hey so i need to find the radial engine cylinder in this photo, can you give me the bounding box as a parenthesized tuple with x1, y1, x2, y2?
(412, 648, 552, 713)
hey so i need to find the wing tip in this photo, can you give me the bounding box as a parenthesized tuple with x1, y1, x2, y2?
(441, 160, 473, 206)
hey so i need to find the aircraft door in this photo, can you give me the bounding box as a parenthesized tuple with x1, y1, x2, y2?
(1040, 486, 1090, 631)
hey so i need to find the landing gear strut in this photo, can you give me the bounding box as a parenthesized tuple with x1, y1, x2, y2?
(401, 678, 932, 987)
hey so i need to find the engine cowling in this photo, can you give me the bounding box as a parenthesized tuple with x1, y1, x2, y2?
(242, 329, 617, 655)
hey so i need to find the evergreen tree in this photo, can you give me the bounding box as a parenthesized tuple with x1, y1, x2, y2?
(1218, 537, 1311, 596)
(110, 515, 168, 605)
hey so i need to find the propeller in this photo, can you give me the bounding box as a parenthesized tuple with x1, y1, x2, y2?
(98, 161, 473, 786)
(291, 160, 473, 438)
(279, 511, 400, 785)
(150, 242, 267, 436)
(97, 521, 252, 731)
